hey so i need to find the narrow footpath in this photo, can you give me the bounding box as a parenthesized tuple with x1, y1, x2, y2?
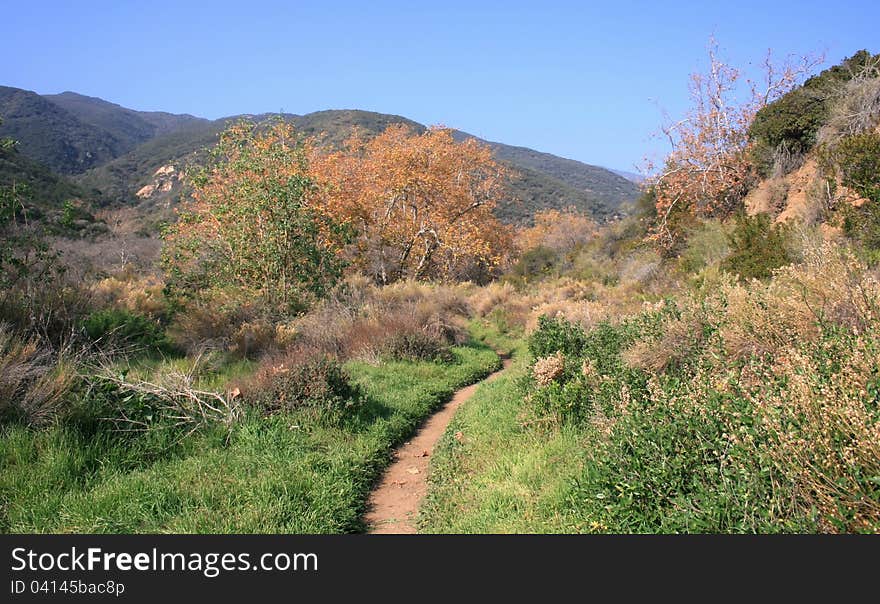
(364, 356, 512, 534)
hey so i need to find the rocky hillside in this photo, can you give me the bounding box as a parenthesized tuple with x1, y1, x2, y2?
(744, 50, 880, 238)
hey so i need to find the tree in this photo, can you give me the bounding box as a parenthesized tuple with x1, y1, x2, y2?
(516, 208, 597, 255)
(162, 120, 348, 311)
(645, 39, 820, 252)
(311, 124, 513, 283)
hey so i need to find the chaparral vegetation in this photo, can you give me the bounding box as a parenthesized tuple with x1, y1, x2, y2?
(1, 42, 878, 534)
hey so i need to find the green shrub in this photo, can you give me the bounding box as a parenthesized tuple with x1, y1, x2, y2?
(527, 314, 657, 424)
(529, 377, 593, 424)
(826, 131, 880, 258)
(528, 315, 588, 359)
(721, 213, 792, 281)
(836, 131, 880, 204)
(510, 246, 559, 280)
(81, 309, 173, 353)
(749, 50, 875, 175)
(678, 220, 730, 274)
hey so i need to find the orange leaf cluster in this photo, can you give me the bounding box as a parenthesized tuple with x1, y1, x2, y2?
(311, 124, 513, 283)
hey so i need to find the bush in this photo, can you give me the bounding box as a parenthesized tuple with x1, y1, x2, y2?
(383, 331, 452, 363)
(528, 315, 588, 359)
(722, 213, 792, 281)
(749, 50, 876, 175)
(0, 325, 76, 426)
(510, 246, 560, 280)
(526, 313, 657, 424)
(242, 352, 362, 421)
(81, 309, 172, 353)
(835, 131, 880, 204)
(678, 220, 731, 274)
(586, 244, 880, 532)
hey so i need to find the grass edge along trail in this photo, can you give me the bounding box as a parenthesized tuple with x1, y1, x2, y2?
(421, 324, 598, 534)
(0, 343, 499, 533)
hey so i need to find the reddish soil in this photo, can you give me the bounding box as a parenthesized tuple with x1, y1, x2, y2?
(364, 357, 512, 534)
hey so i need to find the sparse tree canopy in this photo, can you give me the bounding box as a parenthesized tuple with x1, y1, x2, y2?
(646, 39, 820, 251)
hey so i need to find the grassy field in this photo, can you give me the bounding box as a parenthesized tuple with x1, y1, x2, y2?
(0, 344, 499, 533)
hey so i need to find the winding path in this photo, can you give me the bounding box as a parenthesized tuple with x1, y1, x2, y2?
(364, 356, 512, 534)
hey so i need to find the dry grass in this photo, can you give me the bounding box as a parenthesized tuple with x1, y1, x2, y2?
(614, 242, 880, 531)
(292, 278, 472, 362)
(0, 324, 77, 426)
(91, 275, 167, 318)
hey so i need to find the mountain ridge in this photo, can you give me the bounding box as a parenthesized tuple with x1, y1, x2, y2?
(0, 87, 640, 224)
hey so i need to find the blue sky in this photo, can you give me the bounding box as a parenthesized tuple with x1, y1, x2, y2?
(5, 1, 878, 171)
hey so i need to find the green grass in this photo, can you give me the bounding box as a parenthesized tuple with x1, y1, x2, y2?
(0, 344, 499, 533)
(420, 344, 599, 533)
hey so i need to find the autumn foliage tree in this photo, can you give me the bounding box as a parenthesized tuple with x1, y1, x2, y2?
(646, 39, 820, 252)
(162, 120, 348, 311)
(311, 125, 513, 284)
(516, 208, 597, 254)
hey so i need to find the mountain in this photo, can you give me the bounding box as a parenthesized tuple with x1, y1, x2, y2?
(79, 108, 639, 224)
(0, 86, 126, 174)
(607, 168, 645, 184)
(453, 134, 638, 222)
(0, 87, 206, 177)
(43, 91, 206, 152)
(1, 88, 640, 224)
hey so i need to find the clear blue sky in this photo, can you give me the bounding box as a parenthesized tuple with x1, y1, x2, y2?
(5, 1, 878, 171)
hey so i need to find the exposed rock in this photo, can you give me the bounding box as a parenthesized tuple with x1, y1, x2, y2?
(135, 164, 179, 199)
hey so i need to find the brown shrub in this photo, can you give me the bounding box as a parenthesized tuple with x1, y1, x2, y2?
(236, 346, 360, 419)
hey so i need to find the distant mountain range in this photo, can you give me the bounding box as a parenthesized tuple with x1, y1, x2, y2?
(0, 86, 640, 225)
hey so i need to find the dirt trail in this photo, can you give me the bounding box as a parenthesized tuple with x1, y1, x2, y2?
(364, 356, 512, 534)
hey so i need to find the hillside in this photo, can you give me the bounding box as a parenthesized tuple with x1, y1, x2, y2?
(467, 136, 638, 213)
(0, 86, 125, 174)
(1, 86, 640, 224)
(0, 146, 96, 209)
(77, 108, 639, 223)
(44, 91, 206, 151)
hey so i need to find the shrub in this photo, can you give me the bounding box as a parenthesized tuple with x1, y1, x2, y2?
(0, 325, 76, 426)
(528, 315, 588, 359)
(829, 132, 880, 257)
(81, 308, 172, 353)
(242, 351, 361, 421)
(834, 131, 880, 204)
(574, 244, 880, 532)
(722, 213, 792, 281)
(383, 331, 452, 363)
(292, 278, 469, 363)
(678, 220, 730, 274)
(510, 245, 560, 281)
(749, 50, 876, 175)
(526, 313, 657, 425)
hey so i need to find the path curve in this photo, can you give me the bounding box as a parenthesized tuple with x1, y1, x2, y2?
(364, 356, 512, 534)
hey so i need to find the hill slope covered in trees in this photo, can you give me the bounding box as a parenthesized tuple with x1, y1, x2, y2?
(0, 89, 639, 224)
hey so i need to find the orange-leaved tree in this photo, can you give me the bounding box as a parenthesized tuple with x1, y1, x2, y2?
(162, 120, 349, 310)
(311, 124, 513, 283)
(516, 208, 597, 254)
(645, 39, 820, 252)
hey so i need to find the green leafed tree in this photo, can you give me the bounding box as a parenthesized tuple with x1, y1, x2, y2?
(162, 120, 349, 312)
